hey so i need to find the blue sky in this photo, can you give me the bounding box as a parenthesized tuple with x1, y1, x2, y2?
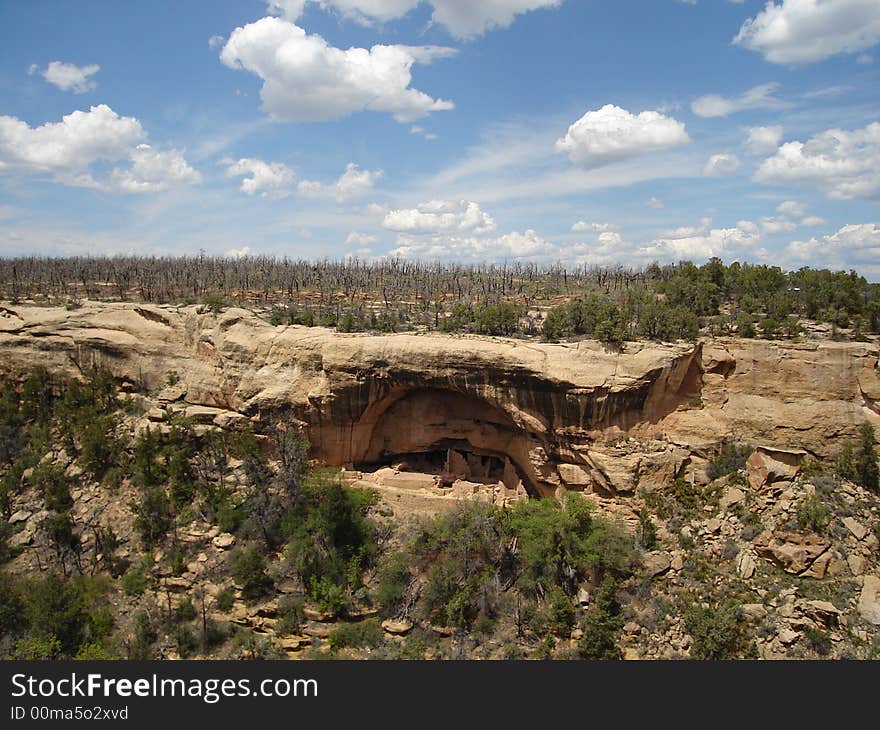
(1, 0, 878, 276)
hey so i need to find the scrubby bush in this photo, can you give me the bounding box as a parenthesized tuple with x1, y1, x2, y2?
(327, 618, 384, 651)
(229, 545, 273, 601)
(684, 602, 756, 660)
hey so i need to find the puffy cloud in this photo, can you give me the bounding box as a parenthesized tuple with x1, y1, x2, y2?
(571, 221, 617, 232)
(382, 200, 496, 234)
(646, 197, 664, 209)
(389, 228, 554, 260)
(555, 105, 690, 169)
(745, 125, 783, 155)
(225, 157, 295, 197)
(761, 199, 824, 233)
(691, 82, 784, 118)
(641, 220, 762, 261)
(733, 0, 880, 65)
(298, 163, 382, 201)
(265, 0, 561, 39)
(410, 125, 438, 141)
(345, 231, 378, 246)
(112, 144, 201, 193)
(226, 245, 252, 259)
(703, 153, 741, 176)
(785, 223, 880, 270)
(219, 17, 455, 123)
(753, 122, 880, 199)
(0, 105, 199, 193)
(32, 61, 100, 93)
(0, 104, 143, 176)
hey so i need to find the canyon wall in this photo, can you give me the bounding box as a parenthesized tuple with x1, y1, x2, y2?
(0, 301, 877, 497)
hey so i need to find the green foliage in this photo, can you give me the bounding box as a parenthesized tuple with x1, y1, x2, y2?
(23, 573, 88, 655)
(125, 611, 156, 660)
(804, 626, 831, 656)
(215, 586, 235, 612)
(276, 596, 305, 636)
(33, 463, 73, 513)
(74, 642, 115, 660)
(684, 602, 756, 660)
(327, 618, 384, 651)
(836, 442, 857, 482)
(0, 571, 24, 638)
(856, 423, 879, 493)
(796, 493, 830, 534)
(577, 576, 623, 660)
(636, 507, 657, 550)
(175, 598, 197, 623)
(122, 558, 152, 596)
(473, 302, 522, 336)
(10, 635, 63, 660)
(283, 473, 378, 612)
(375, 552, 411, 617)
(229, 545, 273, 601)
(131, 485, 172, 548)
(202, 293, 226, 313)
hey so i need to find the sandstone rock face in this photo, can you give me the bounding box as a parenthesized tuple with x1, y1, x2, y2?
(754, 531, 831, 575)
(0, 302, 876, 497)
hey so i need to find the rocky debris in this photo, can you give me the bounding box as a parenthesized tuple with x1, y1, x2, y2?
(719, 485, 745, 510)
(746, 447, 806, 490)
(754, 530, 831, 575)
(858, 576, 880, 626)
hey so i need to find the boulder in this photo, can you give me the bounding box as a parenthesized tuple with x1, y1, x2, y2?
(746, 447, 806, 490)
(736, 551, 756, 579)
(797, 599, 841, 628)
(212, 533, 236, 550)
(381, 618, 414, 636)
(848, 553, 868, 577)
(858, 576, 880, 626)
(643, 551, 671, 578)
(557, 463, 593, 488)
(754, 531, 831, 575)
(842, 517, 868, 542)
(719, 486, 745, 510)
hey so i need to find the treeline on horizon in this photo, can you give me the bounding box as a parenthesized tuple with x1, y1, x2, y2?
(0, 255, 878, 343)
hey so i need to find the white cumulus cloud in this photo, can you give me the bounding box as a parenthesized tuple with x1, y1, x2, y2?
(225, 157, 296, 197)
(32, 61, 100, 93)
(641, 220, 762, 261)
(785, 223, 880, 272)
(0, 105, 199, 193)
(745, 125, 784, 155)
(555, 105, 690, 169)
(691, 82, 784, 118)
(298, 163, 382, 201)
(219, 16, 455, 123)
(382, 200, 497, 234)
(734, 0, 880, 65)
(704, 153, 741, 176)
(753, 122, 880, 200)
(761, 199, 824, 233)
(112, 144, 201, 193)
(389, 228, 554, 261)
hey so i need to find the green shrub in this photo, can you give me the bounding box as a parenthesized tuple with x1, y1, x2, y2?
(577, 576, 623, 660)
(327, 618, 384, 651)
(375, 552, 411, 617)
(796, 494, 830, 533)
(229, 545, 273, 601)
(276, 596, 305, 636)
(215, 586, 235, 612)
(74, 641, 115, 660)
(636, 507, 657, 550)
(684, 602, 756, 660)
(121, 561, 151, 596)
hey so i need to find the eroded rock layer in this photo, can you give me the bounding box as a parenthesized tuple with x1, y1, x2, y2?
(0, 302, 877, 497)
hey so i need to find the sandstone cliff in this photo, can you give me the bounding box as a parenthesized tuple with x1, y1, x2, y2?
(0, 301, 877, 497)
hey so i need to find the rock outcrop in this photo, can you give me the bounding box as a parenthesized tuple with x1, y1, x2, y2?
(0, 301, 877, 497)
